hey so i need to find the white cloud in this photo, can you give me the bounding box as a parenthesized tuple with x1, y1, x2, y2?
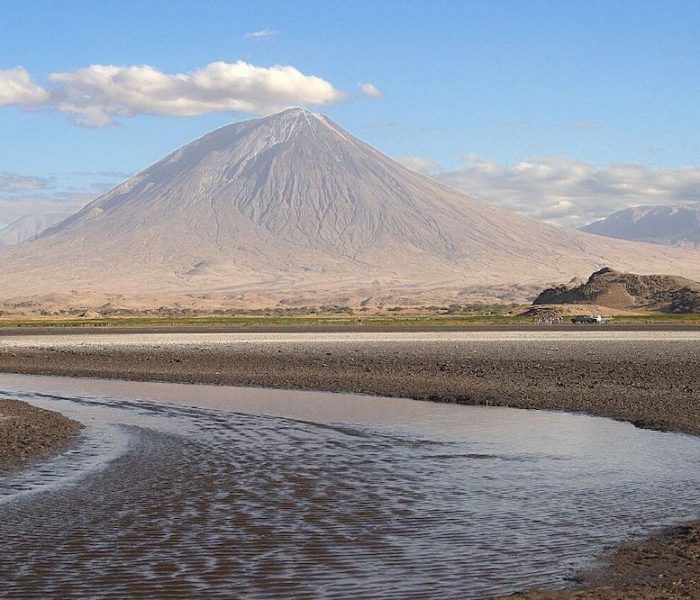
(577, 120, 598, 130)
(243, 29, 280, 40)
(360, 82, 383, 99)
(0, 172, 51, 193)
(0, 67, 49, 106)
(70, 170, 132, 179)
(0, 170, 131, 226)
(397, 156, 443, 175)
(422, 154, 700, 227)
(0, 61, 346, 127)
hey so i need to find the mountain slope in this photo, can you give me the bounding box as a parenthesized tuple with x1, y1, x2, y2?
(2, 108, 700, 308)
(0, 212, 69, 249)
(580, 204, 700, 248)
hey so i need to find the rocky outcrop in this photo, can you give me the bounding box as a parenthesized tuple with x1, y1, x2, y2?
(534, 267, 700, 312)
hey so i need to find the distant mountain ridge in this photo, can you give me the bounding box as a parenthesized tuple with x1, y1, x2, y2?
(0, 213, 70, 249)
(580, 204, 700, 248)
(2, 108, 700, 310)
(534, 267, 700, 312)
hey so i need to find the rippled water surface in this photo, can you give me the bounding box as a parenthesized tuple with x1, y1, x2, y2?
(1, 373, 699, 599)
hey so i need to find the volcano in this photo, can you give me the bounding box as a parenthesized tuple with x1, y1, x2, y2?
(2, 108, 700, 309)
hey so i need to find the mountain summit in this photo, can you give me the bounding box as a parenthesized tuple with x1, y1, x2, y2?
(2, 108, 700, 309)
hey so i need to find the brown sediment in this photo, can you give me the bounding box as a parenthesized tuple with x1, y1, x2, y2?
(0, 331, 698, 597)
(0, 399, 82, 471)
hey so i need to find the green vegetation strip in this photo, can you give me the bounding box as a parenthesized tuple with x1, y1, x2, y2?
(0, 313, 700, 328)
(0, 315, 530, 328)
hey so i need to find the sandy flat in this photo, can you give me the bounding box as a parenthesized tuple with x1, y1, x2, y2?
(3, 329, 700, 350)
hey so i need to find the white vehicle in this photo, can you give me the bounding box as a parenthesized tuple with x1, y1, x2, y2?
(571, 314, 613, 324)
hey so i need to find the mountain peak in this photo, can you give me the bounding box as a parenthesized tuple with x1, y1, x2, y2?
(271, 106, 319, 118)
(3, 111, 700, 307)
(580, 204, 700, 247)
(263, 107, 320, 124)
(255, 107, 347, 142)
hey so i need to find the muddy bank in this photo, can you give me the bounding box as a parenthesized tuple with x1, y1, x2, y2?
(0, 332, 698, 434)
(0, 399, 82, 471)
(0, 331, 698, 597)
(507, 523, 700, 598)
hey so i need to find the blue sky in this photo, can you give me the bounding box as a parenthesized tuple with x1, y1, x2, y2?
(1, 0, 699, 227)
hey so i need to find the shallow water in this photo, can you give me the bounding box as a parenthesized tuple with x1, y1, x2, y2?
(1, 373, 699, 599)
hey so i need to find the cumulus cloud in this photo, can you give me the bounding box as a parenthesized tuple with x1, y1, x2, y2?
(411, 154, 700, 227)
(70, 170, 132, 179)
(359, 82, 383, 99)
(397, 156, 443, 175)
(0, 172, 52, 193)
(0, 67, 49, 107)
(0, 169, 130, 226)
(243, 29, 280, 40)
(0, 61, 346, 127)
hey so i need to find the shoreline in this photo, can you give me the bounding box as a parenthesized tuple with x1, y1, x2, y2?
(0, 322, 699, 337)
(0, 399, 82, 471)
(0, 330, 698, 597)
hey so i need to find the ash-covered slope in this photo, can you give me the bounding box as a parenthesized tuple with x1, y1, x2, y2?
(534, 267, 700, 312)
(580, 204, 700, 248)
(2, 108, 700, 307)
